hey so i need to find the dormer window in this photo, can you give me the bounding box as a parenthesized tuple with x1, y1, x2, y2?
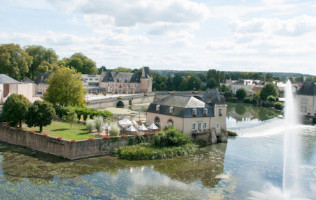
(156, 105, 160, 112)
(219, 108, 223, 116)
(203, 108, 208, 116)
(169, 107, 173, 114)
(192, 108, 197, 117)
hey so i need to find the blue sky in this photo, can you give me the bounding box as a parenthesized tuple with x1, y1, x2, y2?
(1, 0, 316, 74)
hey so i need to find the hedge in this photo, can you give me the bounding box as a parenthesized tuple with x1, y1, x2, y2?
(54, 106, 113, 121)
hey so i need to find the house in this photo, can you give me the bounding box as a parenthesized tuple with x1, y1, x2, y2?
(34, 73, 51, 96)
(0, 74, 34, 103)
(146, 89, 227, 143)
(296, 81, 316, 116)
(81, 74, 101, 87)
(99, 67, 152, 94)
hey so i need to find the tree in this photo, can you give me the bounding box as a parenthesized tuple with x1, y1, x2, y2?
(294, 76, 304, 83)
(44, 67, 86, 107)
(265, 73, 274, 82)
(25, 101, 56, 132)
(236, 88, 247, 100)
(67, 53, 97, 74)
(187, 75, 202, 91)
(172, 74, 183, 91)
(260, 83, 279, 100)
(25, 45, 58, 80)
(111, 67, 133, 72)
(0, 43, 32, 80)
(206, 78, 219, 89)
(1, 94, 31, 127)
(98, 66, 107, 74)
(66, 109, 78, 129)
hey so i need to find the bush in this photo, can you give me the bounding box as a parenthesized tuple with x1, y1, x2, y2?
(86, 120, 95, 133)
(243, 97, 252, 103)
(54, 106, 114, 121)
(94, 116, 104, 133)
(193, 138, 207, 147)
(236, 88, 247, 101)
(114, 143, 197, 160)
(273, 102, 284, 110)
(267, 95, 276, 102)
(110, 123, 120, 137)
(153, 128, 190, 147)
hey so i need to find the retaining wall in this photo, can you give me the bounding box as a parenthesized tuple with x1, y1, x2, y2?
(0, 124, 149, 160)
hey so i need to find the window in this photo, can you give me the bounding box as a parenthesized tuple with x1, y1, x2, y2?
(192, 124, 196, 130)
(156, 105, 160, 112)
(154, 117, 160, 125)
(203, 123, 207, 129)
(216, 123, 220, 129)
(169, 107, 173, 114)
(301, 98, 308, 104)
(203, 108, 208, 116)
(219, 108, 223, 116)
(192, 108, 197, 116)
(167, 119, 173, 127)
(198, 123, 201, 130)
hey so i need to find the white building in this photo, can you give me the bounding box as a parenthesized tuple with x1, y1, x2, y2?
(297, 81, 316, 116)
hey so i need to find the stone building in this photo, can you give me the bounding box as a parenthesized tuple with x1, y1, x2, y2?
(297, 81, 316, 116)
(146, 89, 227, 143)
(34, 73, 51, 96)
(99, 67, 152, 94)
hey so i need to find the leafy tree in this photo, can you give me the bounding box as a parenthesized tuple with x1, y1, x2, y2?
(172, 74, 183, 91)
(265, 73, 274, 82)
(111, 67, 133, 73)
(236, 88, 247, 100)
(294, 76, 304, 83)
(1, 94, 31, 127)
(260, 83, 279, 100)
(66, 109, 78, 129)
(206, 78, 219, 89)
(187, 75, 202, 91)
(179, 78, 189, 91)
(220, 84, 229, 92)
(98, 66, 107, 74)
(305, 76, 316, 82)
(67, 53, 97, 74)
(25, 45, 58, 80)
(44, 67, 86, 107)
(25, 101, 56, 132)
(0, 43, 32, 80)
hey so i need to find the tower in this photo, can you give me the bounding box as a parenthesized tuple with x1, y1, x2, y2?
(140, 66, 152, 92)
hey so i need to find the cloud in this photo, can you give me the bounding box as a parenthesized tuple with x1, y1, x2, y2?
(47, 0, 209, 27)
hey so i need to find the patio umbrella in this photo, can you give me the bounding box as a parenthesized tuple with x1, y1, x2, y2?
(138, 124, 148, 132)
(127, 125, 137, 132)
(119, 118, 132, 126)
(148, 123, 158, 130)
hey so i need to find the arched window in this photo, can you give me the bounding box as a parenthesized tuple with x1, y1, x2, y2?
(154, 117, 160, 125)
(167, 119, 173, 127)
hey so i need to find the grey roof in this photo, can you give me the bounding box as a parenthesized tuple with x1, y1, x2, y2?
(22, 77, 34, 83)
(297, 81, 316, 96)
(0, 74, 20, 84)
(101, 70, 140, 83)
(142, 66, 151, 78)
(35, 73, 51, 84)
(202, 89, 226, 105)
(147, 95, 214, 118)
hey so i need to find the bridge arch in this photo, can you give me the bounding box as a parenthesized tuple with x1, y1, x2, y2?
(116, 101, 124, 107)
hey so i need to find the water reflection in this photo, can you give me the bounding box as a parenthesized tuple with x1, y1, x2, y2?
(0, 142, 228, 199)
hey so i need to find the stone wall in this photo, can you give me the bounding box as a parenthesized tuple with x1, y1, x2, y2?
(0, 124, 139, 160)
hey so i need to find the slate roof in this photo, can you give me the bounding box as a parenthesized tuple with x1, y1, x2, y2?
(34, 73, 51, 84)
(147, 95, 214, 118)
(22, 77, 34, 83)
(101, 70, 140, 83)
(297, 81, 316, 96)
(142, 67, 151, 78)
(202, 89, 226, 105)
(0, 74, 20, 84)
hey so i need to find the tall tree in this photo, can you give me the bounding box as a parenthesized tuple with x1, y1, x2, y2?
(1, 94, 31, 127)
(236, 88, 247, 100)
(172, 74, 183, 91)
(265, 73, 274, 82)
(206, 78, 219, 89)
(25, 101, 56, 132)
(25, 45, 58, 80)
(67, 53, 98, 74)
(0, 43, 32, 80)
(98, 66, 107, 74)
(44, 67, 86, 107)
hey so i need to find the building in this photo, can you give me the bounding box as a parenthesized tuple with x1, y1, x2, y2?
(297, 81, 316, 116)
(81, 74, 101, 87)
(34, 73, 51, 96)
(230, 79, 265, 95)
(99, 67, 152, 94)
(0, 74, 34, 103)
(146, 89, 227, 143)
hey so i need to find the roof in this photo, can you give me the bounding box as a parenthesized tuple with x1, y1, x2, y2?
(101, 71, 140, 83)
(297, 81, 316, 96)
(34, 73, 51, 84)
(0, 74, 20, 84)
(202, 89, 226, 105)
(147, 95, 214, 118)
(142, 67, 151, 78)
(22, 77, 34, 83)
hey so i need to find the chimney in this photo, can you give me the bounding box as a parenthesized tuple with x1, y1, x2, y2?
(41, 75, 44, 82)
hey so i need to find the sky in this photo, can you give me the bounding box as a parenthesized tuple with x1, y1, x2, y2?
(1, 0, 316, 75)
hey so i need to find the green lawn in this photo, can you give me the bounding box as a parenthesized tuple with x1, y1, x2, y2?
(25, 121, 101, 140)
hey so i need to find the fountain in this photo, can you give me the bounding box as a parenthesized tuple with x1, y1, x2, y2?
(249, 80, 307, 200)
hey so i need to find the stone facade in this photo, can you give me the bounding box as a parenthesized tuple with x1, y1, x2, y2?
(297, 81, 316, 116)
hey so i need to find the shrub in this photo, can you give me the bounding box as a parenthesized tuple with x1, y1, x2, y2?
(103, 135, 110, 139)
(66, 109, 78, 129)
(153, 128, 191, 147)
(110, 123, 120, 137)
(236, 88, 247, 101)
(86, 120, 95, 133)
(243, 97, 252, 103)
(194, 138, 207, 147)
(42, 133, 48, 137)
(267, 95, 276, 102)
(57, 137, 62, 140)
(144, 132, 150, 136)
(70, 139, 76, 143)
(29, 130, 35, 134)
(120, 134, 127, 138)
(274, 102, 284, 110)
(88, 137, 94, 140)
(94, 116, 104, 133)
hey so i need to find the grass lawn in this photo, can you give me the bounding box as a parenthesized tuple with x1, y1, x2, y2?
(25, 121, 102, 140)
